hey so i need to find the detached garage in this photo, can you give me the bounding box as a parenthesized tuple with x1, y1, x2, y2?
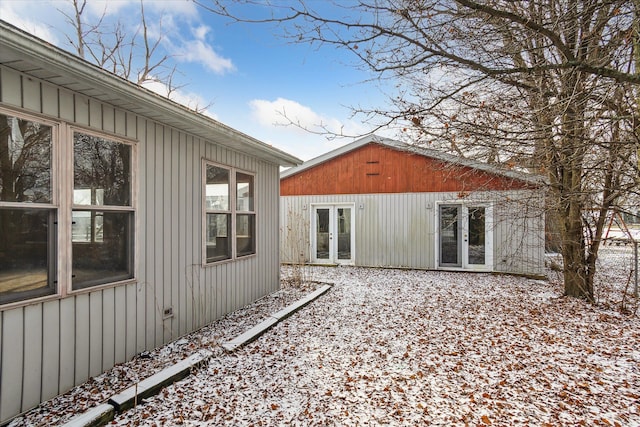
(280, 135, 546, 276)
(0, 21, 299, 423)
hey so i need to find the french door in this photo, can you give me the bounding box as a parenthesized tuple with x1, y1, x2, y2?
(311, 205, 354, 264)
(438, 203, 493, 271)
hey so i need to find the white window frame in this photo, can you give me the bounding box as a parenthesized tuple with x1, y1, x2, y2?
(0, 108, 59, 307)
(0, 107, 138, 309)
(69, 126, 137, 291)
(202, 160, 256, 265)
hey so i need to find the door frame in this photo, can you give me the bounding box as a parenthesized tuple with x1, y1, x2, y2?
(310, 203, 355, 265)
(434, 201, 494, 272)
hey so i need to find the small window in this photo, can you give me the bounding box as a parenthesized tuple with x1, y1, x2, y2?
(205, 164, 232, 262)
(203, 163, 256, 263)
(72, 131, 134, 290)
(0, 113, 56, 304)
(236, 172, 254, 211)
(236, 171, 255, 257)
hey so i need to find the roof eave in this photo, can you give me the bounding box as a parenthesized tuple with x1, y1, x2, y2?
(0, 20, 301, 167)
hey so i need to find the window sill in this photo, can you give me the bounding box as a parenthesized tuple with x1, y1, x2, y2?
(203, 252, 257, 268)
(0, 277, 140, 311)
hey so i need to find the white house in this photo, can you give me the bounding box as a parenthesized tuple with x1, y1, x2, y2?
(0, 21, 300, 423)
(280, 135, 545, 276)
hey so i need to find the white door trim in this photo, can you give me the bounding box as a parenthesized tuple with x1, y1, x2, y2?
(434, 201, 493, 271)
(310, 203, 355, 265)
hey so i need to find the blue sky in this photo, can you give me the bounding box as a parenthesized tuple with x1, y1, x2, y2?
(1, 0, 394, 161)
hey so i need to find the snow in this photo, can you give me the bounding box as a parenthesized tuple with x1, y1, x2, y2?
(8, 247, 640, 427)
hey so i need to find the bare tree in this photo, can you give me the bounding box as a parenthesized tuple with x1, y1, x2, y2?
(199, 0, 640, 301)
(59, 0, 187, 97)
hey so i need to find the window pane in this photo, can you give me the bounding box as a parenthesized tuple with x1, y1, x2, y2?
(206, 213, 231, 262)
(74, 132, 131, 206)
(72, 210, 104, 243)
(0, 114, 52, 203)
(316, 208, 330, 259)
(468, 207, 486, 265)
(236, 172, 254, 211)
(0, 208, 56, 304)
(237, 214, 255, 257)
(337, 208, 351, 260)
(206, 165, 229, 210)
(72, 211, 133, 289)
(440, 206, 461, 266)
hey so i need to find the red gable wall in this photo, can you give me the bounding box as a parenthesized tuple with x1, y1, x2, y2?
(281, 142, 533, 196)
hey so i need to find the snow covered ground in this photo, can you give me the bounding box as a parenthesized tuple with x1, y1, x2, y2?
(9, 247, 640, 426)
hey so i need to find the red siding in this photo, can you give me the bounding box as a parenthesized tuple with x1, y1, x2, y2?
(281, 143, 532, 196)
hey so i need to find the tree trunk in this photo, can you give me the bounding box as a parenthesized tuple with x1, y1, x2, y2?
(561, 197, 593, 301)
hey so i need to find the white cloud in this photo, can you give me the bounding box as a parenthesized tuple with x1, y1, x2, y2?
(0, 1, 59, 44)
(142, 0, 199, 17)
(245, 97, 376, 161)
(140, 79, 217, 119)
(177, 38, 235, 75)
(193, 25, 210, 41)
(83, 0, 198, 18)
(249, 97, 364, 137)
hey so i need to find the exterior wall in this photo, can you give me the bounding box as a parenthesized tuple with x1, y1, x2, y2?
(280, 190, 545, 276)
(281, 142, 533, 196)
(0, 66, 281, 422)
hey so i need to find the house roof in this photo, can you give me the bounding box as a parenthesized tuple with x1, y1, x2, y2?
(281, 134, 546, 186)
(0, 20, 301, 167)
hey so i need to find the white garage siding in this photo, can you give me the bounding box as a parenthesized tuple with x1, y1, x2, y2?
(280, 190, 545, 276)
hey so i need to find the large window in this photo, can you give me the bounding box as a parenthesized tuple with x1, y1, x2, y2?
(72, 131, 134, 289)
(204, 163, 255, 263)
(0, 109, 136, 306)
(0, 113, 56, 305)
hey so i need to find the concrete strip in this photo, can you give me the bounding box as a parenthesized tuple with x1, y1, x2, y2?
(59, 404, 114, 427)
(271, 284, 332, 320)
(222, 284, 332, 352)
(221, 316, 279, 352)
(108, 350, 212, 412)
(57, 284, 332, 426)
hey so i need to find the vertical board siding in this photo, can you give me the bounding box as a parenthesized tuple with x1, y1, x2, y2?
(22, 304, 43, 410)
(41, 300, 60, 401)
(170, 130, 180, 341)
(74, 94, 89, 126)
(102, 287, 116, 372)
(0, 308, 23, 421)
(125, 284, 138, 360)
(21, 75, 40, 112)
(41, 85, 58, 117)
(88, 291, 103, 378)
(59, 87, 75, 122)
(0, 68, 21, 106)
(58, 298, 75, 394)
(281, 190, 544, 275)
(0, 65, 283, 423)
(114, 286, 127, 365)
(153, 122, 164, 348)
(74, 294, 90, 385)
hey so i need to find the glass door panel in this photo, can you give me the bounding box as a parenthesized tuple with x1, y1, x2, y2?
(312, 205, 354, 264)
(438, 204, 492, 270)
(439, 205, 461, 266)
(315, 207, 330, 261)
(467, 207, 486, 265)
(337, 207, 352, 260)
